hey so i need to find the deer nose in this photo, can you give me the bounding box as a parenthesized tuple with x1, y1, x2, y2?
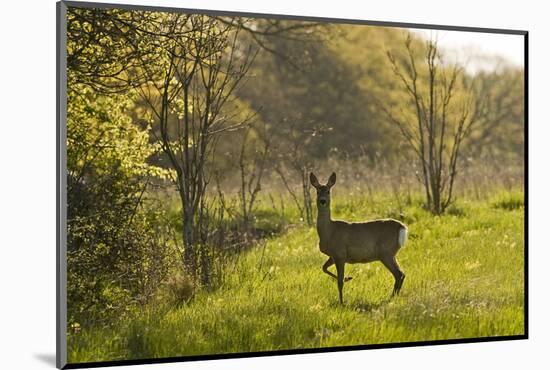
(319, 199, 327, 206)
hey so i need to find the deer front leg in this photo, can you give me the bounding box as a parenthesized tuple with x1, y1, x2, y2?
(322, 257, 337, 279)
(322, 257, 353, 282)
(335, 259, 346, 305)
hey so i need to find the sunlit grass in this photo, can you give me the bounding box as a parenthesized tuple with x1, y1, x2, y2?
(68, 189, 525, 363)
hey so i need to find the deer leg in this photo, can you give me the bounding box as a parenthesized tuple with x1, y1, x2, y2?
(323, 257, 353, 282)
(322, 258, 337, 279)
(381, 257, 405, 296)
(335, 259, 346, 305)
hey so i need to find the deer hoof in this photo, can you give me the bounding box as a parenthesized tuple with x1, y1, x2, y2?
(344, 276, 353, 282)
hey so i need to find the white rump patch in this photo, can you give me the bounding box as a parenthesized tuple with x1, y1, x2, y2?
(398, 227, 408, 247)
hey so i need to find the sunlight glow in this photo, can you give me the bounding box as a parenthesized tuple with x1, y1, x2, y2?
(412, 29, 524, 72)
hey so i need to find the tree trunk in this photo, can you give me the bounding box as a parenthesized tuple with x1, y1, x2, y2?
(181, 192, 196, 279)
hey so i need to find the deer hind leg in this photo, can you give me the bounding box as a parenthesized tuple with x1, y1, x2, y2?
(322, 257, 352, 282)
(381, 256, 405, 296)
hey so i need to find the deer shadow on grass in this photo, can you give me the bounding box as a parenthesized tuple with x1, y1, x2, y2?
(328, 297, 392, 313)
(353, 299, 392, 313)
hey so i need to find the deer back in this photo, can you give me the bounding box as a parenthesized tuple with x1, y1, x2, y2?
(320, 218, 406, 263)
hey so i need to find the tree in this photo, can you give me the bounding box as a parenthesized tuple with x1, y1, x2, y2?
(237, 123, 272, 233)
(66, 8, 162, 93)
(385, 35, 480, 214)
(131, 14, 256, 282)
(273, 117, 317, 226)
(466, 67, 524, 159)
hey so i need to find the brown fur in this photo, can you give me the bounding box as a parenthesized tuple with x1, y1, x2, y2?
(311, 172, 408, 304)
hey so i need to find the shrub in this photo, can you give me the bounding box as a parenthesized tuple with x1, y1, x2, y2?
(165, 272, 195, 306)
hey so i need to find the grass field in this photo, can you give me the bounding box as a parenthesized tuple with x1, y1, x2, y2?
(67, 190, 525, 363)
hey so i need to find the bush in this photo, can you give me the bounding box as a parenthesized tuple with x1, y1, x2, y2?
(67, 172, 177, 328)
(164, 272, 195, 306)
(66, 85, 176, 328)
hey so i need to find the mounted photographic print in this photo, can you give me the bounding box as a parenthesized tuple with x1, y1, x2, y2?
(56, 1, 527, 368)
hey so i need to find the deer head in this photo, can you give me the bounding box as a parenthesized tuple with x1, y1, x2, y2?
(310, 172, 336, 209)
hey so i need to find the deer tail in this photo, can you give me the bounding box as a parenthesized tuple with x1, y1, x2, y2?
(398, 226, 408, 248)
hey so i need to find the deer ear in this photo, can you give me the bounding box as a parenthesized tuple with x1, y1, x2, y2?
(310, 172, 321, 188)
(327, 172, 337, 188)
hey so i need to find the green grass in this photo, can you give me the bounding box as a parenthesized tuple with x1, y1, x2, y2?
(68, 190, 525, 363)
(491, 189, 525, 210)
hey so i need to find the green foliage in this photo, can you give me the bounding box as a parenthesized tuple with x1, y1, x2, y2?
(67, 86, 169, 180)
(66, 8, 165, 93)
(237, 24, 393, 161)
(67, 190, 176, 328)
(67, 190, 524, 362)
(465, 68, 525, 159)
(67, 85, 174, 328)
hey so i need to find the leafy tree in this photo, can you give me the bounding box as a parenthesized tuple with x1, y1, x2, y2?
(66, 85, 174, 327)
(465, 67, 524, 159)
(124, 14, 257, 283)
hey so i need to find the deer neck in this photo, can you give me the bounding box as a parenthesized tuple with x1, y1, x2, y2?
(316, 205, 332, 241)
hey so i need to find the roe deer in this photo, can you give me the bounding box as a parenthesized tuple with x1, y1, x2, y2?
(310, 172, 408, 305)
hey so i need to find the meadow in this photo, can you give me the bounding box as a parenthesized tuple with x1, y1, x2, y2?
(62, 8, 526, 368)
(67, 189, 525, 363)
